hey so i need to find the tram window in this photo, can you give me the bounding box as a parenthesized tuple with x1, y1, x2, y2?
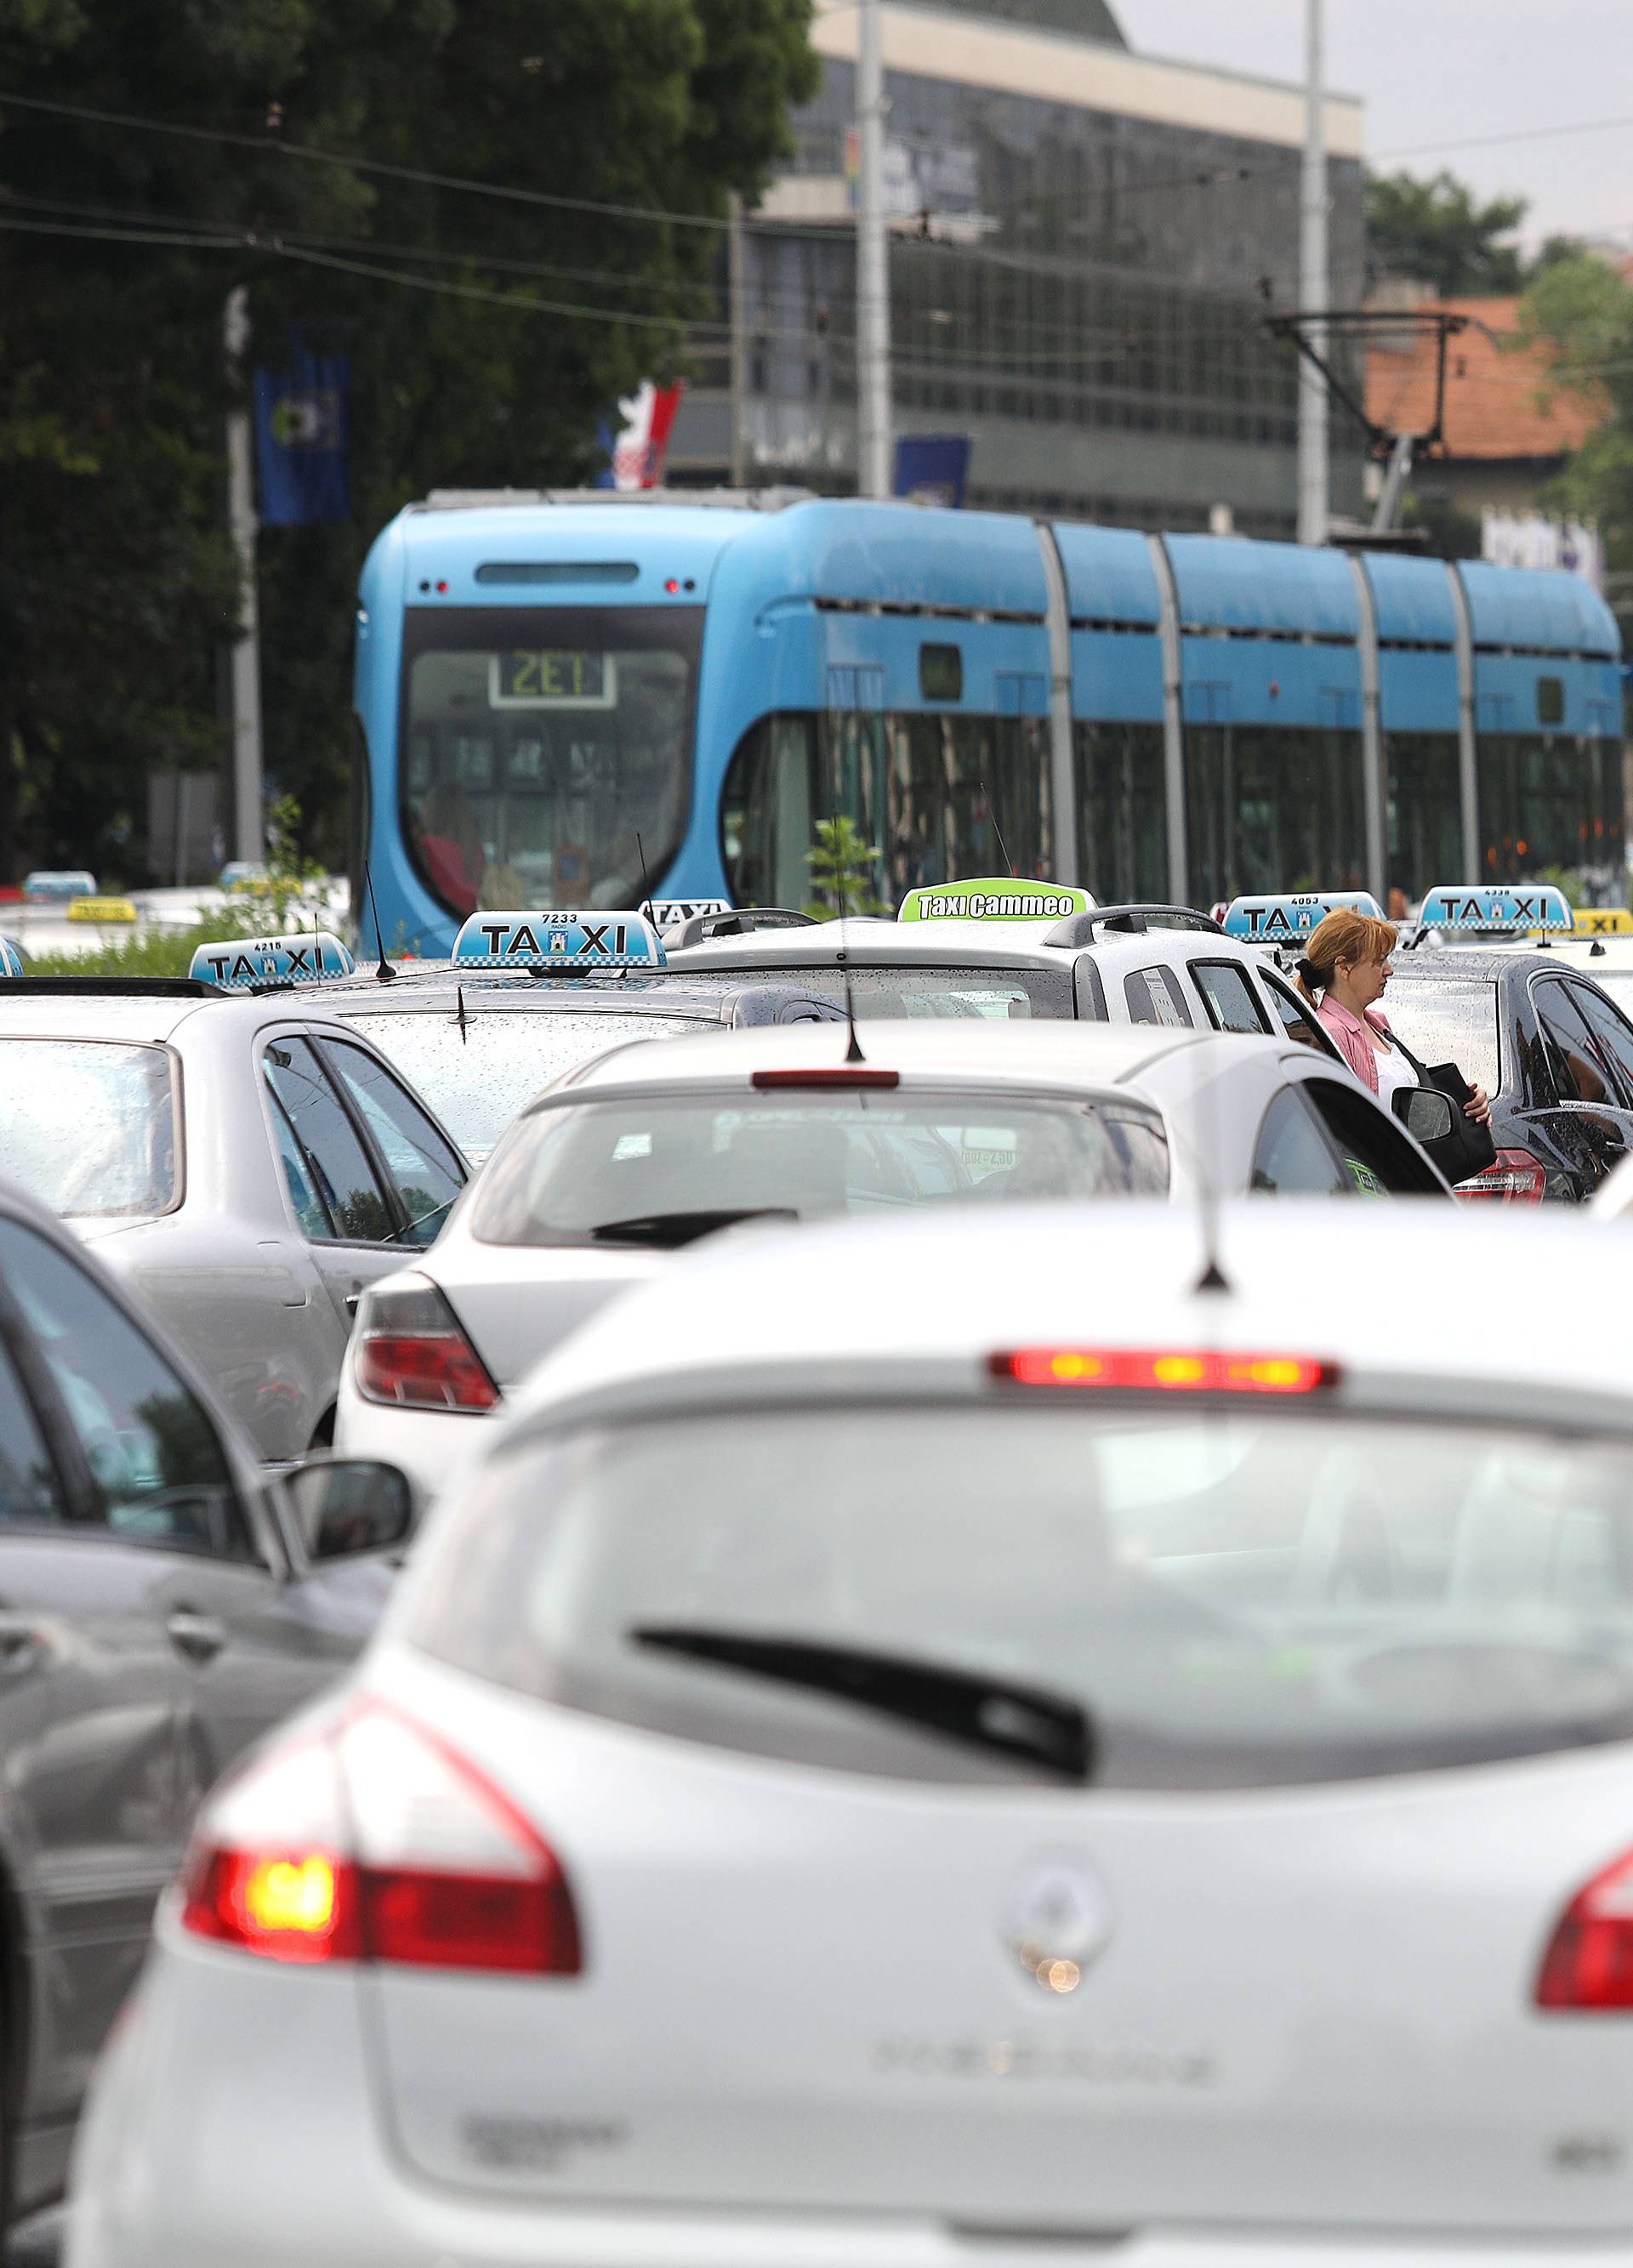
(1538, 677, 1565, 728)
(920, 645, 963, 702)
(1182, 725, 1367, 910)
(722, 710, 1051, 912)
(1073, 722, 1167, 904)
(398, 604, 702, 919)
(1478, 734, 1604, 882)
(1384, 732, 1461, 906)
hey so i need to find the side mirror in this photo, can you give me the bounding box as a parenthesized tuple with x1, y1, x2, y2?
(287, 1456, 415, 1562)
(1393, 1085, 1455, 1144)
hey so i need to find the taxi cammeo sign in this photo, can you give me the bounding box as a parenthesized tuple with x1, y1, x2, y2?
(899, 879, 1095, 923)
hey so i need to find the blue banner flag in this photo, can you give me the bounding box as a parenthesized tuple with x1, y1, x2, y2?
(894, 434, 972, 509)
(253, 342, 350, 526)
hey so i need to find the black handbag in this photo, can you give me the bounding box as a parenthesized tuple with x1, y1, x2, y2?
(1388, 1029, 1498, 1180)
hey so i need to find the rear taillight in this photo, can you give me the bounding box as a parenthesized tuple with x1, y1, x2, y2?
(993, 1348, 1334, 1393)
(180, 1703, 581, 1975)
(1537, 1849, 1633, 2009)
(354, 1275, 498, 1412)
(1456, 1150, 1547, 1202)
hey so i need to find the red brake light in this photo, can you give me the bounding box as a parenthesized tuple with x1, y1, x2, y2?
(750, 1068, 901, 1089)
(1537, 1848, 1633, 2009)
(993, 1347, 1335, 1395)
(181, 1705, 582, 1975)
(1455, 1150, 1547, 1203)
(354, 1276, 498, 1412)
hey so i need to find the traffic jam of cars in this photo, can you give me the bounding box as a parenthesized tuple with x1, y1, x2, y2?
(7, 875, 1633, 2265)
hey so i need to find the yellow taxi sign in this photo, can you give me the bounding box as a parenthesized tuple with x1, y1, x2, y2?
(1570, 908, 1633, 937)
(66, 896, 139, 924)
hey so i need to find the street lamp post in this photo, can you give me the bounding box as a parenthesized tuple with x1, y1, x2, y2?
(856, 0, 893, 500)
(1297, 0, 1329, 546)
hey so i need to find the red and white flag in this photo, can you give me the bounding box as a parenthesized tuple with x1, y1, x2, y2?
(610, 381, 685, 491)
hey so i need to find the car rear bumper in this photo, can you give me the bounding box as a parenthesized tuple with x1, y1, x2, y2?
(69, 1929, 1633, 2268)
(332, 1375, 493, 1507)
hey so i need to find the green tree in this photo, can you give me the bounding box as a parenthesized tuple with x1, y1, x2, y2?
(805, 816, 890, 918)
(1366, 169, 1527, 298)
(1516, 253, 1633, 600)
(0, 0, 818, 880)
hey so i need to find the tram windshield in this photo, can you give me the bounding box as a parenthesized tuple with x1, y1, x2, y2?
(400, 605, 702, 918)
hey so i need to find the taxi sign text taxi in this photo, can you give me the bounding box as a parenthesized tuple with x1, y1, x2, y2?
(452, 909, 667, 969)
(1222, 891, 1385, 941)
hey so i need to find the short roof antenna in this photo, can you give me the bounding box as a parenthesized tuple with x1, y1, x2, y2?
(634, 831, 657, 931)
(834, 835, 866, 1064)
(361, 851, 395, 984)
(982, 782, 1016, 878)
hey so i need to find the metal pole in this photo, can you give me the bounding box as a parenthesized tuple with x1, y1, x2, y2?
(1297, 0, 1329, 546)
(728, 192, 748, 489)
(856, 0, 893, 499)
(224, 286, 265, 863)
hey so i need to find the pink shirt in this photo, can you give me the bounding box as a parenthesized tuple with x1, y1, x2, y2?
(1317, 995, 1396, 1094)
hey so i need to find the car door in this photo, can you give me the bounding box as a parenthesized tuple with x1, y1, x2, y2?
(310, 1035, 467, 1251)
(1566, 981, 1633, 1185)
(1528, 977, 1632, 1196)
(0, 1217, 212, 2126)
(260, 1032, 429, 1333)
(1248, 1086, 1355, 1197)
(1294, 1071, 1448, 1196)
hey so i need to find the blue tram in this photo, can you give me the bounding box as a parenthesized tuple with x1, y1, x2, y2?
(351, 492, 1624, 954)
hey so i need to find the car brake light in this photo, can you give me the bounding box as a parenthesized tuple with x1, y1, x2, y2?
(750, 1068, 901, 1089)
(1455, 1150, 1547, 1202)
(354, 1275, 498, 1412)
(992, 1348, 1334, 1394)
(180, 1703, 582, 1975)
(1537, 1848, 1633, 2009)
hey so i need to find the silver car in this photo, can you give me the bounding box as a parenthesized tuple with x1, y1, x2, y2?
(0, 978, 469, 1463)
(0, 1173, 413, 2222)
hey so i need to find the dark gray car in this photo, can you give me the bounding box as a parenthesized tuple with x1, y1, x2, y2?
(0, 1178, 410, 2222)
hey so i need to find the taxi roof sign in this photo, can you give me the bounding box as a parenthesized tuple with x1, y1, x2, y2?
(188, 932, 356, 989)
(1570, 907, 1633, 937)
(23, 869, 95, 902)
(67, 896, 138, 924)
(0, 938, 24, 978)
(1221, 890, 1385, 941)
(646, 898, 730, 929)
(898, 878, 1096, 923)
(452, 910, 667, 970)
(1419, 884, 1573, 933)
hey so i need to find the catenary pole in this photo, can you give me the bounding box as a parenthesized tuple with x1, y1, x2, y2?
(728, 191, 748, 489)
(1297, 0, 1329, 546)
(224, 287, 265, 861)
(856, 0, 893, 500)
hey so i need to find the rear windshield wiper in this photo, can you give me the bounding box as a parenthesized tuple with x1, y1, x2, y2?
(589, 1208, 797, 1249)
(629, 1625, 1092, 1781)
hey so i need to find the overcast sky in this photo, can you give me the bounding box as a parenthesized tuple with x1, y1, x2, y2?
(1112, 0, 1633, 250)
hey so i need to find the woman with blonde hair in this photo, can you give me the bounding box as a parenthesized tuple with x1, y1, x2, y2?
(1294, 907, 1492, 1126)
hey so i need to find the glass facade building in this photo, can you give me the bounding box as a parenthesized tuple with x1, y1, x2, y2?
(670, 0, 1367, 538)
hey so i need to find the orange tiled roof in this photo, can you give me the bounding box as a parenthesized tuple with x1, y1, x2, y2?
(1363, 296, 1604, 461)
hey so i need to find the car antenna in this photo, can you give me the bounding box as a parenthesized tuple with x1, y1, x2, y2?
(982, 782, 1016, 878)
(455, 982, 468, 1044)
(1192, 913, 1230, 1296)
(834, 843, 866, 1064)
(361, 852, 395, 984)
(635, 831, 657, 932)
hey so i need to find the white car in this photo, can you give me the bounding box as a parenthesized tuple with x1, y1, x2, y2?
(664, 894, 1346, 1054)
(0, 968, 469, 1460)
(334, 1019, 1453, 1503)
(68, 1198, 1633, 2268)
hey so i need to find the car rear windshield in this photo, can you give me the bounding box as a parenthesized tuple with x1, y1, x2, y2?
(691, 963, 1073, 1020)
(471, 1091, 1169, 1245)
(0, 1040, 178, 1216)
(1378, 978, 1500, 1096)
(333, 1009, 703, 1157)
(407, 1403, 1633, 1788)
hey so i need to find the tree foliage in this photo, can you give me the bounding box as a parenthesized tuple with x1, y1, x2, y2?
(1366, 169, 1528, 298)
(0, 0, 817, 879)
(1517, 253, 1633, 594)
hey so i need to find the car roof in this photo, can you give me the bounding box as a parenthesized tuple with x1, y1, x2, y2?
(1387, 950, 1556, 983)
(0, 988, 260, 1044)
(543, 1015, 1215, 1100)
(664, 918, 1083, 971)
(323, 975, 765, 1020)
(500, 1200, 1633, 1438)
